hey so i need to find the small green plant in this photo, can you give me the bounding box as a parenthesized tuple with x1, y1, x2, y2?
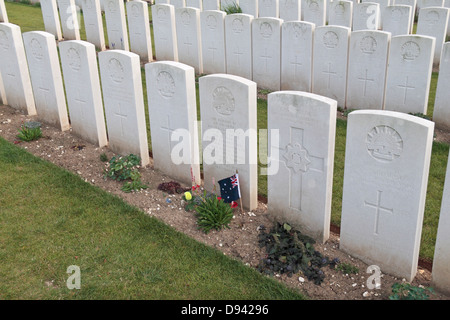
(408, 112, 431, 120)
(389, 282, 434, 300)
(16, 121, 42, 142)
(336, 262, 359, 275)
(194, 193, 234, 234)
(104, 154, 148, 192)
(99, 153, 108, 162)
(222, 1, 242, 14)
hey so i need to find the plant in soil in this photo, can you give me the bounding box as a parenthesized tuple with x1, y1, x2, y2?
(104, 154, 148, 192)
(257, 222, 339, 285)
(389, 282, 434, 300)
(194, 193, 235, 234)
(16, 121, 42, 142)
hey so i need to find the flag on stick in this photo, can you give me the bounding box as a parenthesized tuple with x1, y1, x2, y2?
(218, 173, 241, 204)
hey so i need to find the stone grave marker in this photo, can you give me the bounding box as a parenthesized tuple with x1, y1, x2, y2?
(259, 0, 279, 17)
(172, 0, 187, 8)
(328, 0, 353, 27)
(303, 0, 327, 26)
(394, 0, 416, 32)
(225, 13, 253, 80)
(362, 0, 391, 28)
(267, 91, 337, 243)
(104, 0, 129, 50)
(186, 0, 203, 9)
(416, 6, 449, 68)
(431, 149, 450, 296)
(40, 0, 63, 40)
(0, 23, 36, 115)
(346, 30, 390, 110)
(281, 21, 314, 92)
(0, 73, 6, 106)
(340, 110, 434, 282)
(432, 42, 450, 129)
(59, 40, 108, 147)
(201, 10, 227, 74)
(81, 0, 106, 51)
(203, 0, 220, 10)
(384, 35, 434, 114)
(382, 5, 412, 36)
(175, 7, 203, 74)
(279, 0, 301, 21)
(57, 0, 80, 40)
(221, 0, 240, 9)
(252, 17, 282, 91)
(353, 2, 380, 30)
(199, 74, 258, 210)
(146, 61, 201, 186)
(312, 25, 350, 108)
(0, 0, 7, 23)
(98, 50, 150, 166)
(417, 0, 444, 13)
(127, 0, 153, 63)
(240, 0, 259, 16)
(23, 31, 70, 131)
(152, 4, 178, 61)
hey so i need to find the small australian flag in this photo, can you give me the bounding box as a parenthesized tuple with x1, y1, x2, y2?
(218, 174, 241, 203)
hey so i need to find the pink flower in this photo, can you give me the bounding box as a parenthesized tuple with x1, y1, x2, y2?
(217, 197, 222, 201)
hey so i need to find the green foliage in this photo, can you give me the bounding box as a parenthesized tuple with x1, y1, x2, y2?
(104, 154, 148, 192)
(194, 194, 234, 234)
(257, 222, 339, 285)
(336, 262, 359, 275)
(408, 112, 432, 120)
(222, 1, 242, 14)
(16, 121, 42, 142)
(99, 153, 109, 162)
(389, 282, 434, 300)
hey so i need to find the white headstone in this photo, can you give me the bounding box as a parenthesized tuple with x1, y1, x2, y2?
(146, 61, 201, 186)
(155, 0, 170, 3)
(204, 0, 220, 10)
(252, 17, 282, 91)
(267, 91, 337, 243)
(0, 0, 7, 23)
(59, 40, 108, 147)
(346, 30, 390, 110)
(201, 10, 227, 74)
(384, 35, 435, 114)
(382, 5, 412, 36)
(200, 74, 258, 210)
(98, 50, 150, 166)
(340, 110, 434, 282)
(152, 4, 178, 61)
(328, 0, 353, 27)
(431, 149, 450, 295)
(416, 7, 449, 68)
(104, 0, 129, 50)
(81, 0, 106, 51)
(221, 0, 240, 9)
(0, 23, 36, 115)
(279, 0, 301, 21)
(239, 0, 259, 16)
(281, 21, 314, 91)
(23, 31, 70, 131)
(259, 0, 280, 17)
(432, 42, 450, 129)
(175, 7, 203, 74)
(171, 0, 187, 8)
(362, 0, 391, 27)
(394, 0, 416, 32)
(186, 0, 203, 9)
(303, 0, 327, 26)
(312, 25, 350, 108)
(0, 73, 6, 106)
(127, 0, 153, 63)
(225, 13, 253, 79)
(417, 0, 444, 13)
(57, 0, 81, 40)
(41, 0, 63, 40)
(353, 2, 380, 30)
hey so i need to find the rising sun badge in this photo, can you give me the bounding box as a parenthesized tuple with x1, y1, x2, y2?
(366, 125, 403, 163)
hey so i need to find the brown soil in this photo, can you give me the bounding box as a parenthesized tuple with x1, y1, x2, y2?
(1, 103, 449, 300)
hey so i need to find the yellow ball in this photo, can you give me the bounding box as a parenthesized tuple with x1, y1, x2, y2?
(184, 191, 192, 201)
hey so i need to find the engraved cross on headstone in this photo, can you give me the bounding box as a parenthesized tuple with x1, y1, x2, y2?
(274, 126, 325, 211)
(397, 76, 415, 104)
(290, 55, 303, 78)
(358, 69, 374, 96)
(114, 102, 128, 136)
(261, 47, 272, 73)
(323, 62, 337, 89)
(364, 190, 393, 235)
(160, 114, 177, 152)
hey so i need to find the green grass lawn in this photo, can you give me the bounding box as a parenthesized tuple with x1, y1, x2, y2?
(0, 136, 306, 300)
(3, 1, 449, 264)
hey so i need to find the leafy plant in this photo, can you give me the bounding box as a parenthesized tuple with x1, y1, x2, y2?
(16, 121, 42, 142)
(336, 262, 359, 275)
(104, 154, 147, 192)
(100, 153, 108, 162)
(194, 194, 234, 234)
(389, 282, 434, 300)
(257, 222, 339, 285)
(222, 1, 242, 14)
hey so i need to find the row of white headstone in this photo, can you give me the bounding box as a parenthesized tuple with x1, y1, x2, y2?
(153, 4, 447, 114)
(1, 18, 450, 293)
